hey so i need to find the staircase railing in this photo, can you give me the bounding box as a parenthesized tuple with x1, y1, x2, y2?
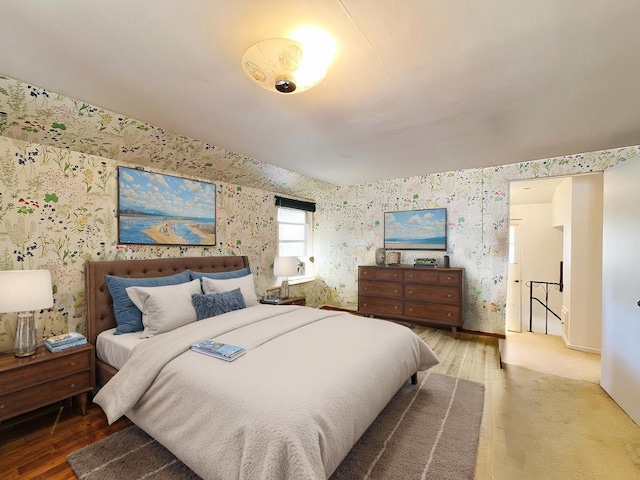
(527, 281, 562, 334)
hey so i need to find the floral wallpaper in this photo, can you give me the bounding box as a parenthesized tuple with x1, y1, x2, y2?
(314, 146, 639, 334)
(0, 73, 638, 352)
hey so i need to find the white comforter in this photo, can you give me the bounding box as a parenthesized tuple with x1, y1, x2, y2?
(94, 305, 439, 480)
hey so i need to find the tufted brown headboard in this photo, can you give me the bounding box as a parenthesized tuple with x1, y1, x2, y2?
(84, 255, 250, 347)
(85, 255, 250, 386)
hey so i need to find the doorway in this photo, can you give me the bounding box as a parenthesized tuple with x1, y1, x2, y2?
(504, 173, 603, 379)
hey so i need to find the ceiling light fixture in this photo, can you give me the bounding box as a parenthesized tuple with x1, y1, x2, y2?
(242, 26, 337, 94)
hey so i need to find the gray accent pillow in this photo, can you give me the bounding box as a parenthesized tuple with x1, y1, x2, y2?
(191, 288, 246, 320)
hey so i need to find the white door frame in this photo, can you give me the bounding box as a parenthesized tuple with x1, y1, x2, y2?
(506, 219, 522, 332)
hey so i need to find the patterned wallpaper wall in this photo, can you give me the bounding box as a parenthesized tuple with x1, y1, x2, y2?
(1, 74, 638, 352)
(314, 148, 640, 333)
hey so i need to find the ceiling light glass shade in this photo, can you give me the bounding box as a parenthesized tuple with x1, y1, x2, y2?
(242, 27, 336, 94)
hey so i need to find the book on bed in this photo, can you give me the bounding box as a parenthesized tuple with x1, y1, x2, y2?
(191, 340, 246, 361)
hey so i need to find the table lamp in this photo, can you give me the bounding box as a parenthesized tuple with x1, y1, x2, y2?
(0, 270, 54, 357)
(273, 257, 298, 299)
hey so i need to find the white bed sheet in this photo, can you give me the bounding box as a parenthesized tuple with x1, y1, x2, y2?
(96, 328, 145, 370)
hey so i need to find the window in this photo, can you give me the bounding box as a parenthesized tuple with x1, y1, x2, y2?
(277, 206, 313, 279)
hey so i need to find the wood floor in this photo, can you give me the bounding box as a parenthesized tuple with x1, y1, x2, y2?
(0, 325, 497, 480)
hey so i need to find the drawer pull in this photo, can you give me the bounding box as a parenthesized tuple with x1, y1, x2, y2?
(447, 313, 452, 316)
(0, 404, 4, 409)
(447, 276, 451, 280)
(408, 290, 412, 295)
(447, 294, 452, 298)
(69, 361, 76, 366)
(394, 306, 399, 309)
(70, 383, 76, 388)
(394, 289, 399, 293)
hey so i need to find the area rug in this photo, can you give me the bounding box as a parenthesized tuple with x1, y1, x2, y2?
(67, 372, 484, 480)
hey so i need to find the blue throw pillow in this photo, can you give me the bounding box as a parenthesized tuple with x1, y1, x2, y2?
(191, 288, 246, 320)
(106, 270, 192, 334)
(190, 267, 251, 281)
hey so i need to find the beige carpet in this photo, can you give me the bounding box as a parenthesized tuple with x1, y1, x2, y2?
(500, 331, 601, 383)
(496, 363, 640, 479)
(68, 372, 484, 480)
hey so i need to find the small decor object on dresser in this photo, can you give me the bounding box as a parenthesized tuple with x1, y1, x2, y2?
(375, 248, 386, 266)
(386, 251, 401, 265)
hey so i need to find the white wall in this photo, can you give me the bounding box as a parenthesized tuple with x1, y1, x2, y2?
(511, 204, 563, 334)
(551, 174, 603, 352)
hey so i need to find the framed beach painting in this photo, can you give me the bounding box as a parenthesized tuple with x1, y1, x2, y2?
(117, 167, 216, 246)
(384, 208, 447, 251)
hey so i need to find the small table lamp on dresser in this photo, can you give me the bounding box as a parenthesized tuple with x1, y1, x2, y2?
(274, 256, 298, 299)
(0, 270, 54, 357)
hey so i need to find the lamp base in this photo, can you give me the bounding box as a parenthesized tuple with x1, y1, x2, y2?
(279, 280, 290, 299)
(14, 312, 37, 357)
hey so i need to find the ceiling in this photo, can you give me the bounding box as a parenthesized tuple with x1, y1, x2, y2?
(1, 1, 639, 187)
(510, 176, 567, 206)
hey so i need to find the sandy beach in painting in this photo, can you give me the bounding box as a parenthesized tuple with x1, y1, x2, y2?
(119, 215, 215, 245)
(142, 220, 216, 244)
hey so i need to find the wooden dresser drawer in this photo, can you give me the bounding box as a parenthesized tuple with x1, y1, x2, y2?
(438, 271, 461, 285)
(405, 302, 461, 325)
(404, 269, 438, 283)
(0, 371, 91, 420)
(0, 349, 89, 394)
(405, 284, 460, 305)
(359, 280, 403, 298)
(359, 267, 402, 281)
(359, 296, 403, 316)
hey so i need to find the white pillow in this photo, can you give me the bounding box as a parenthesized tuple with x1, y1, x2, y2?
(201, 274, 258, 307)
(126, 279, 202, 338)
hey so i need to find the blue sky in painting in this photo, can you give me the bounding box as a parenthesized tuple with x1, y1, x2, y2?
(119, 167, 215, 220)
(385, 209, 446, 240)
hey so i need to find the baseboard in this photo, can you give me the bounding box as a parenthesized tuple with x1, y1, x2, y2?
(560, 334, 601, 354)
(459, 328, 506, 339)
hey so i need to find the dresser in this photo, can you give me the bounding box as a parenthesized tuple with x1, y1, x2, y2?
(0, 344, 95, 421)
(358, 265, 464, 331)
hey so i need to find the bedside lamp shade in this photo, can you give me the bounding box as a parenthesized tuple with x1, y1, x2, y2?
(274, 257, 298, 299)
(0, 270, 54, 357)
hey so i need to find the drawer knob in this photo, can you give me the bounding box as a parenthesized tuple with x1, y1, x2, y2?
(70, 361, 76, 366)
(394, 289, 398, 293)
(447, 313, 452, 316)
(70, 383, 76, 388)
(0, 404, 4, 409)
(408, 290, 412, 295)
(394, 306, 398, 309)
(364, 286, 368, 290)
(447, 294, 452, 298)
(447, 276, 451, 280)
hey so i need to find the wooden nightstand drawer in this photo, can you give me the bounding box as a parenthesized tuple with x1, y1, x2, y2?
(0, 349, 89, 393)
(0, 371, 91, 420)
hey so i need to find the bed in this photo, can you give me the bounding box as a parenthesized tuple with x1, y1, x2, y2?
(86, 255, 440, 480)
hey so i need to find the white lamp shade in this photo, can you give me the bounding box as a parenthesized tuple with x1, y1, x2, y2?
(0, 270, 54, 313)
(273, 257, 298, 278)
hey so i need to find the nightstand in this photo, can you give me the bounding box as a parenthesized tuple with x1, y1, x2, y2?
(260, 296, 306, 306)
(0, 343, 95, 422)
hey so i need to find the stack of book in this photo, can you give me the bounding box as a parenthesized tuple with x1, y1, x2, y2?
(191, 339, 246, 362)
(45, 332, 87, 353)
